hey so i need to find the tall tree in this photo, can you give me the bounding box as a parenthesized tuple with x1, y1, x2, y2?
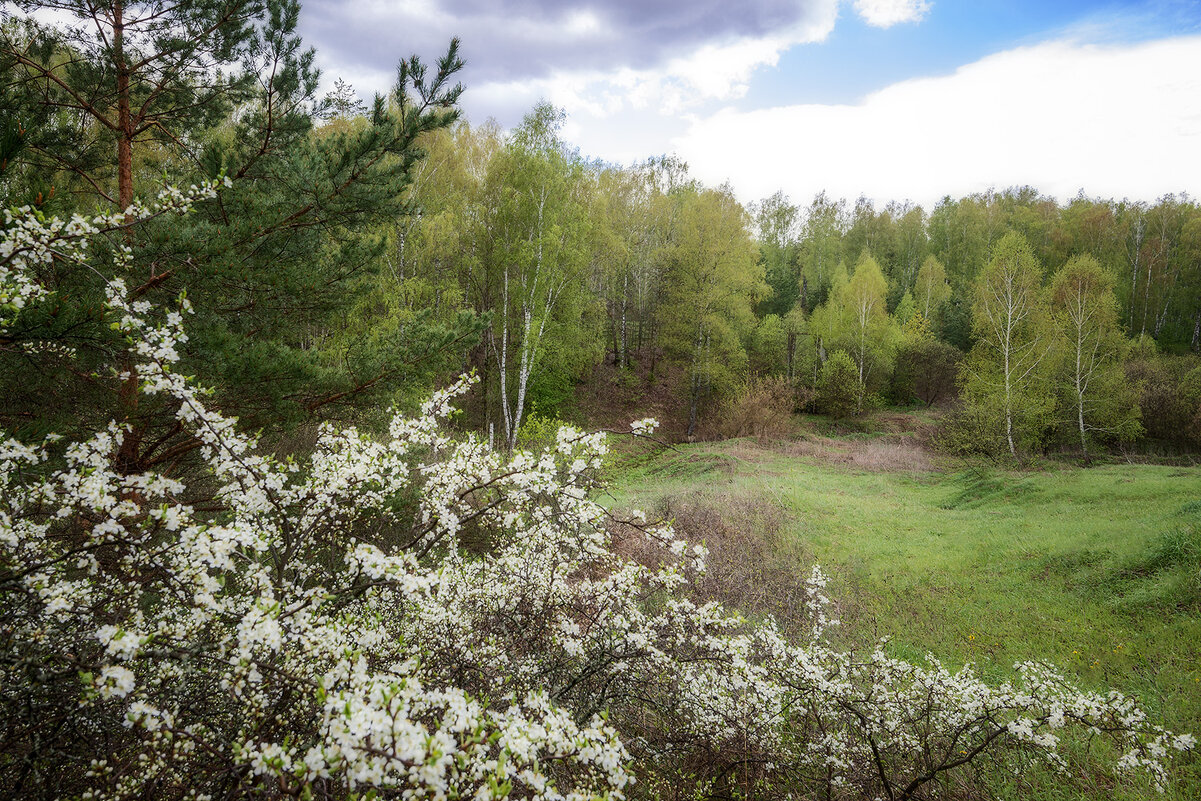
(1049, 254, 1141, 462)
(813, 252, 895, 412)
(478, 104, 599, 450)
(2, 0, 265, 210)
(798, 191, 845, 311)
(660, 186, 763, 437)
(750, 190, 801, 318)
(1, 2, 471, 451)
(914, 255, 951, 323)
(320, 76, 366, 121)
(964, 232, 1054, 457)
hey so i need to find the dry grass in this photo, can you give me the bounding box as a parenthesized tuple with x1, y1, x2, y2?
(613, 491, 829, 638)
(784, 434, 937, 472)
(706, 432, 938, 473)
(712, 377, 803, 440)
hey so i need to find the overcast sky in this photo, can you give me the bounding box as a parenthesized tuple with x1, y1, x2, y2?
(299, 0, 1201, 209)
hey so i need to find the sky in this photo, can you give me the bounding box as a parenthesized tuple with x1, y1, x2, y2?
(299, 0, 1201, 210)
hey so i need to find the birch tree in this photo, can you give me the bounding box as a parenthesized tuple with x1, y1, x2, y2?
(964, 232, 1055, 457)
(813, 252, 895, 413)
(482, 104, 598, 450)
(591, 166, 662, 370)
(798, 191, 846, 311)
(914, 255, 952, 322)
(1050, 255, 1141, 462)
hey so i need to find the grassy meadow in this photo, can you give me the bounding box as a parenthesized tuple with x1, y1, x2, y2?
(606, 430, 1201, 799)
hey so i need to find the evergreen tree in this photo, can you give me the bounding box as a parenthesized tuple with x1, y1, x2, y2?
(1, 2, 471, 458)
(321, 76, 367, 120)
(2, 0, 267, 210)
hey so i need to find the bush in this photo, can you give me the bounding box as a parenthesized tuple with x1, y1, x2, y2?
(515, 413, 572, 452)
(1125, 352, 1201, 447)
(817, 350, 861, 419)
(891, 338, 963, 407)
(717, 376, 798, 438)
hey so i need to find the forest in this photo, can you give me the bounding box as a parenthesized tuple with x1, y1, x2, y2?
(1, 1, 1199, 800)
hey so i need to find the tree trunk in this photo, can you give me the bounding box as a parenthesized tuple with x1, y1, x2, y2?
(610, 302, 620, 364)
(786, 330, 796, 381)
(619, 272, 628, 369)
(1078, 392, 1090, 465)
(114, 0, 134, 213)
(496, 264, 512, 448)
(686, 327, 703, 439)
(1004, 356, 1016, 458)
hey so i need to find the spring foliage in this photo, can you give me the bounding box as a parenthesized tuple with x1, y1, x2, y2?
(0, 193, 1195, 799)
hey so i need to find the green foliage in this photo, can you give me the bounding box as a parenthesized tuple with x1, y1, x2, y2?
(813, 252, 898, 413)
(659, 185, 764, 436)
(514, 413, 571, 453)
(1, 3, 472, 447)
(891, 337, 962, 407)
(797, 191, 845, 310)
(612, 447, 1201, 800)
(894, 290, 916, 326)
(1049, 254, 1142, 458)
(750, 191, 801, 318)
(817, 350, 860, 419)
(1125, 352, 1201, 448)
(914, 255, 952, 324)
(962, 232, 1056, 457)
(748, 314, 788, 376)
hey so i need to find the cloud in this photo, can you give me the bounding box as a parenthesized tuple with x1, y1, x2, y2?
(670, 35, 1201, 210)
(300, 0, 840, 123)
(853, 0, 931, 28)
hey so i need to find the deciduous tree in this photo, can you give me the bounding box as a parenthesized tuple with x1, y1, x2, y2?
(964, 232, 1054, 457)
(1050, 254, 1141, 461)
(659, 186, 763, 437)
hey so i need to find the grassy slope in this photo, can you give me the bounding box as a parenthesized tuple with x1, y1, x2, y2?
(607, 440, 1201, 799)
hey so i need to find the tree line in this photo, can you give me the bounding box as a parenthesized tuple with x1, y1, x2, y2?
(360, 110, 1201, 459)
(4, 1, 1200, 467)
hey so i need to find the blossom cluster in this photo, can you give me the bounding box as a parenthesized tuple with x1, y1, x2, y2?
(0, 180, 225, 325)
(0, 192, 1194, 799)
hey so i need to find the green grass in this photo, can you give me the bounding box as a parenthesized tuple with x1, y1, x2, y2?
(606, 440, 1201, 799)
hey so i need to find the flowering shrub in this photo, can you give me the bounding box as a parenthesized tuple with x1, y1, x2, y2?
(0, 194, 1194, 799)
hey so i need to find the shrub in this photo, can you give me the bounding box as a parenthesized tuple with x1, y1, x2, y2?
(891, 338, 963, 407)
(1125, 352, 1201, 447)
(717, 376, 798, 438)
(514, 412, 572, 452)
(817, 350, 861, 419)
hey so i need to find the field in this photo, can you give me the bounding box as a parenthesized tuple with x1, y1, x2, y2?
(606, 430, 1201, 799)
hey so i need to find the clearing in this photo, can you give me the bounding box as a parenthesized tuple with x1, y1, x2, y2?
(606, 429, 1201, 799)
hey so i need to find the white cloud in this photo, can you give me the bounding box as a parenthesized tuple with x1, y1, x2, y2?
(670, 35, 1201, 209)
(301, 0, 848, 126)
(854, 0, 932, 29)
(464, 1, 841, 123)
